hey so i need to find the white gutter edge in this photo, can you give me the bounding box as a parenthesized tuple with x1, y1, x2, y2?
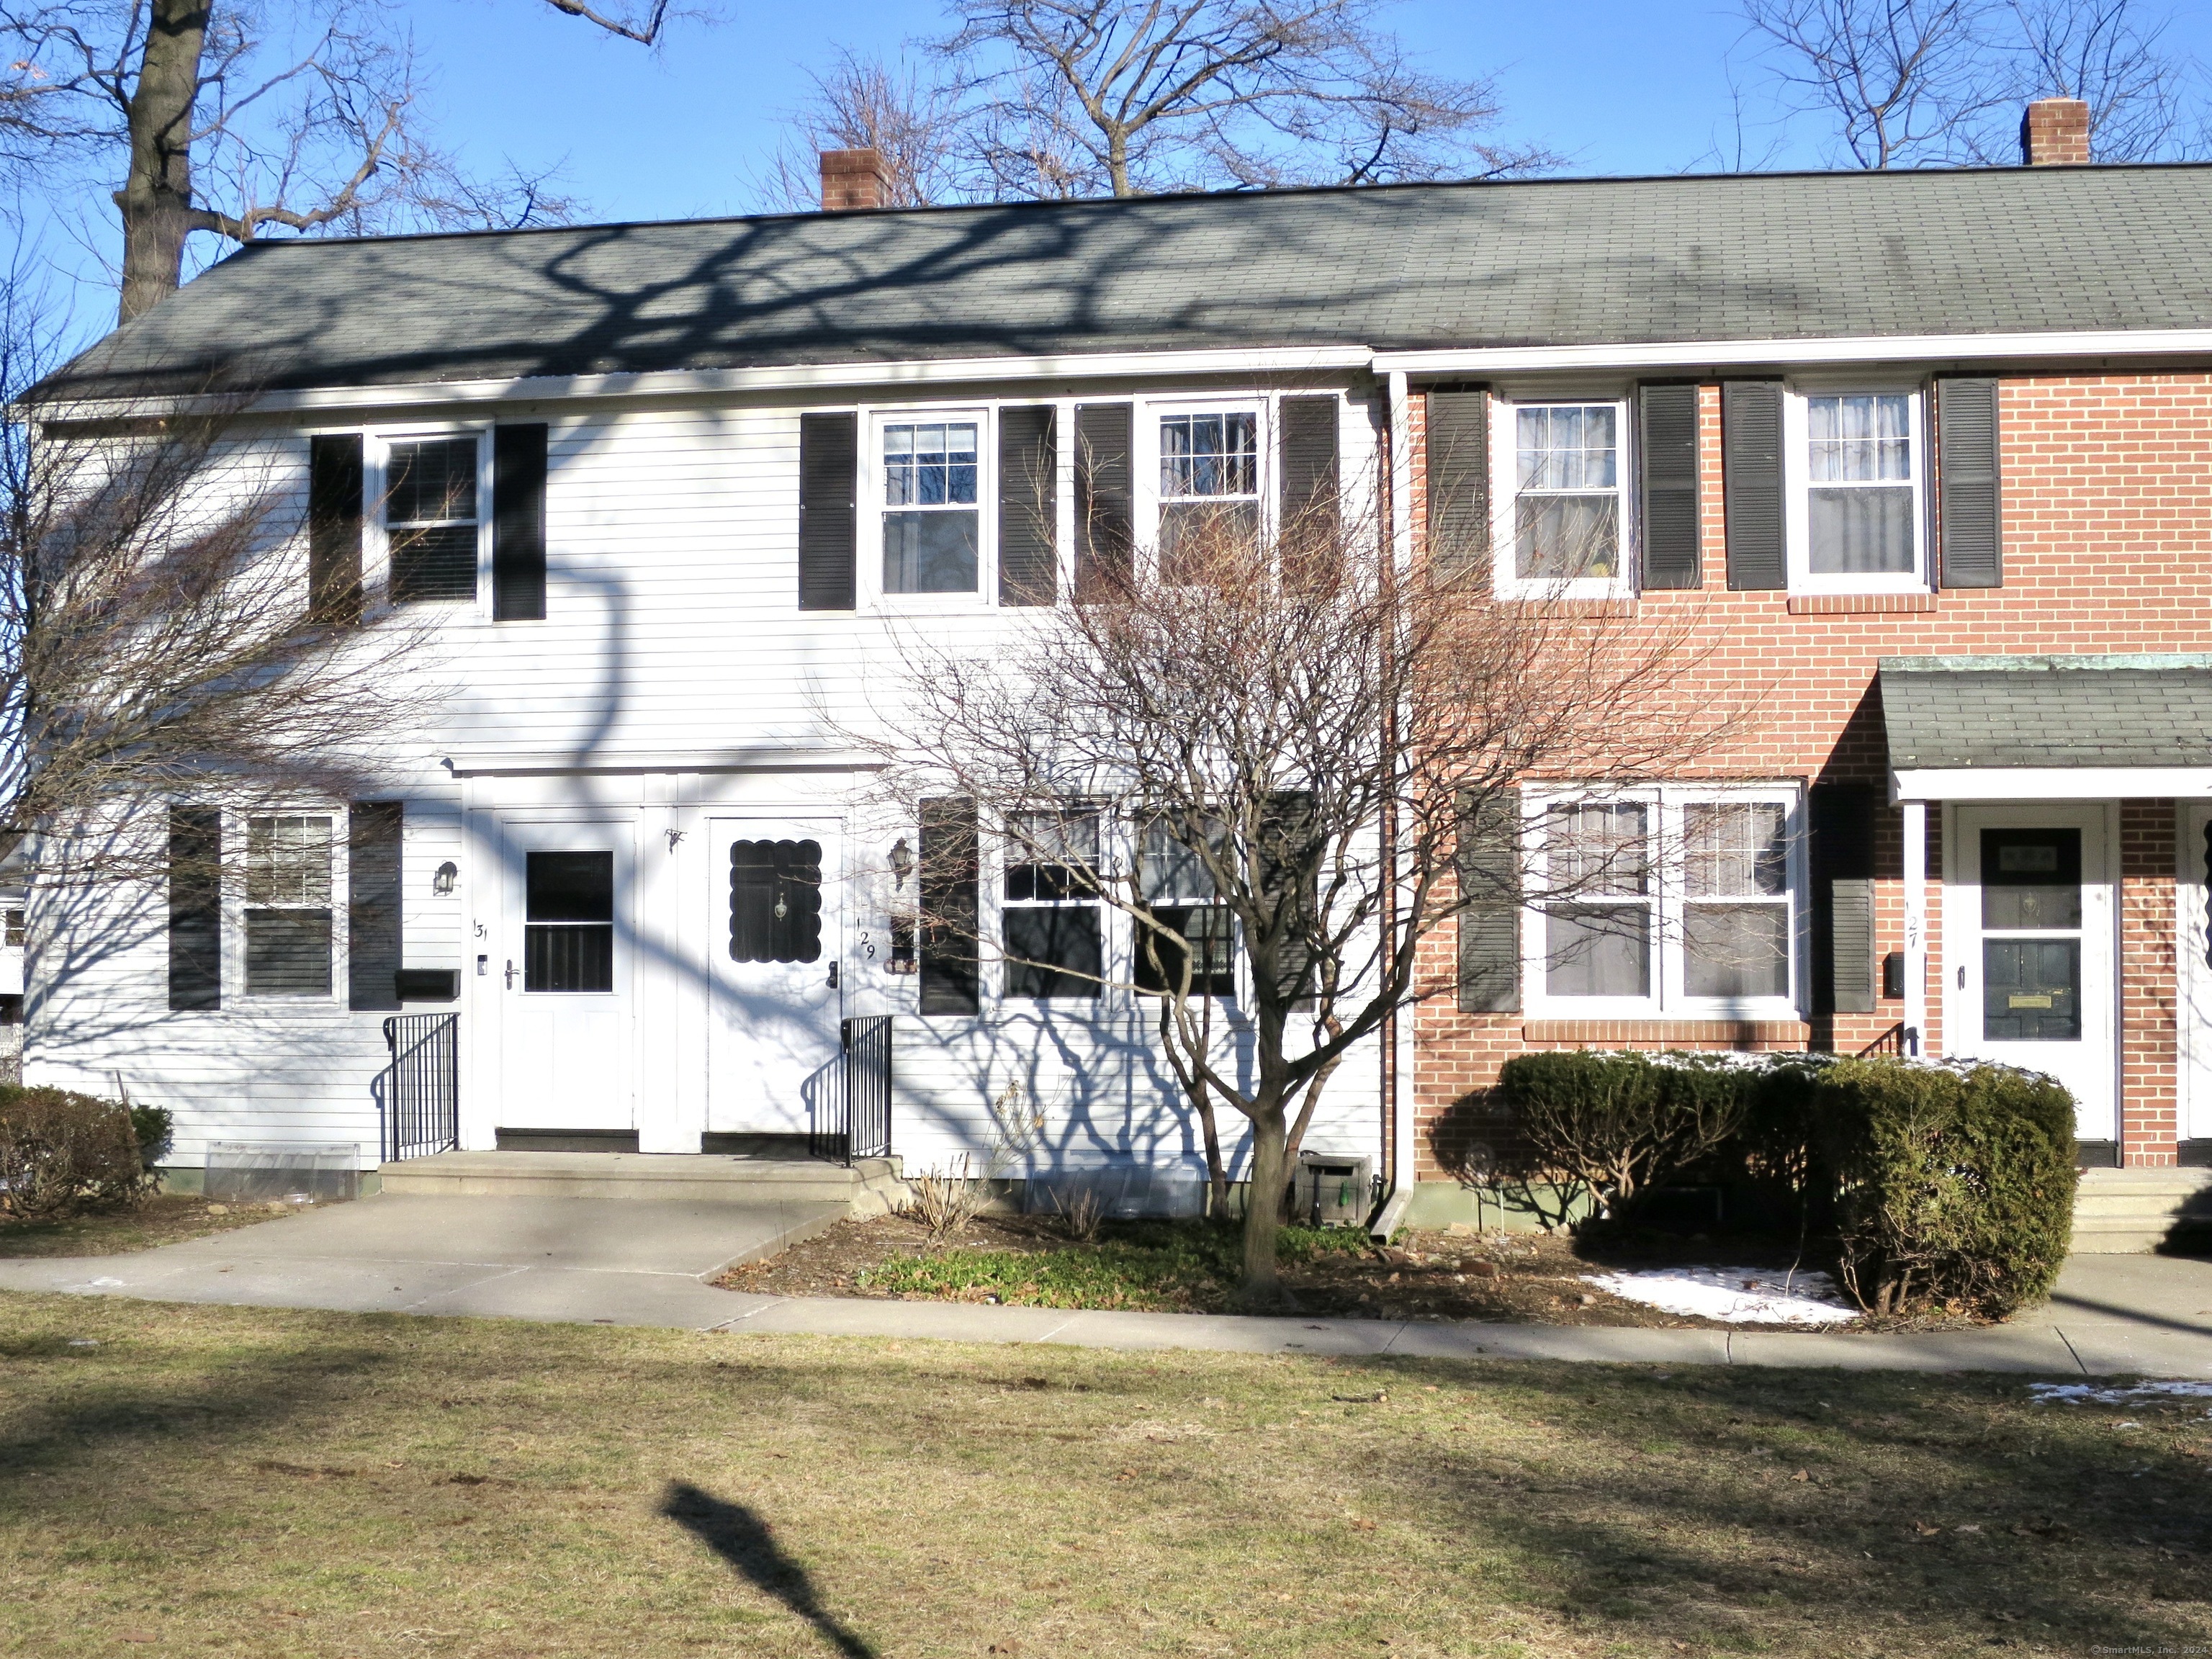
(1372, 326, 2212, 377)
(1893, 765, 2212, 801)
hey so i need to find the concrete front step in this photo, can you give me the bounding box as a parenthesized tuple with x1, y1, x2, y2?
(2069, 1167, 2212, 1254)
(379, 1151, 909, 1216)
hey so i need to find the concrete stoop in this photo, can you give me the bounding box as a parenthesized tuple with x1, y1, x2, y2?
(379, 1151, 911, 1218)
(2070, 1166, 2212, 1254)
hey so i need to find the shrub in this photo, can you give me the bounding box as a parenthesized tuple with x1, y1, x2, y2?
(0, 1086, 158, 1220)
(1809, 1058, 2077, 1317)
(1493, 1050, 1754, 1221)
(129, 1102, 174, 1169)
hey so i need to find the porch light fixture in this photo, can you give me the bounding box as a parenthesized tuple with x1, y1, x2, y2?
(889, 837, 914, 891)
(432, 860, 459, 896)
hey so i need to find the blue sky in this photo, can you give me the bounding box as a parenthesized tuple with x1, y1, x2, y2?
(413, 0, 2212, 225)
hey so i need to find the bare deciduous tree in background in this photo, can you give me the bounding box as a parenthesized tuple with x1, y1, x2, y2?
(0, 278, 427, 889)
(759, 0, 1555, 208)
(868, 471, 1734, 1303)
(0, 0, 689, 323)
(1740, 0, 2203, 168)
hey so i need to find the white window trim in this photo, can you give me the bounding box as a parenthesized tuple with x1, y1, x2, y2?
(226, 804, 348, 1010)
(1520, 782, 1805, 1022)
(860, 405, 994, 613)
(363, 423, 494, 618)
(1487, 392, 1637, 602)
(998, 809, 1107, 1003)
(1783, 380, 1931, 595)
(1136, 394, 1271, 583)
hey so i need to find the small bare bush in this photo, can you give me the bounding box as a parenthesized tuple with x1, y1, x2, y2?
(0, 1085, 156, 1220)
(904, 1154, 997, 1241)
(1052, 1182, 1107, 1244)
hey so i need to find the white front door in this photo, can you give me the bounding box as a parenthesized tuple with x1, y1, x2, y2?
(706, 817, 844, 1139)
(496, 817, 637, 1134)
(1943, 804, 2117, 1146)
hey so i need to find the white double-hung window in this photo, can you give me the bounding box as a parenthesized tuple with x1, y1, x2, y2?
(379, 433, 486, 604)
(1785, 387, 1928, 593)
(879, 416, 983, 596)
(1151, 405, 1262, 582)
(1528, 788, 1800, 1017)
(244, 814, 336, 999)
(1491, 398, 1632, 598)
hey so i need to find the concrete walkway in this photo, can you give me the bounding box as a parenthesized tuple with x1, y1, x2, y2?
(4, 1195, 2211, 1377)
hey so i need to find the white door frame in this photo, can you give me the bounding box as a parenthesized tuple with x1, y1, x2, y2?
(486, 809, 640, 1140)
(2176, 803, 2212, 1146)
(1941, 801, 2119, 1148)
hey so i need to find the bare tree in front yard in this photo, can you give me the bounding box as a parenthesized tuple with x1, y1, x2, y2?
(0, 277, 428, 889)
(866, 449, 1736, 1304)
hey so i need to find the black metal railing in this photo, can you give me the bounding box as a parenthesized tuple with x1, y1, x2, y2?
(813, 1015, 892, 1164)
(375, 1012, 459, 1164)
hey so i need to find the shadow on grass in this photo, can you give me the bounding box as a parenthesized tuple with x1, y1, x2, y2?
(661, 1482, 877, 1658)
(1347, 1354, 2211, 1653)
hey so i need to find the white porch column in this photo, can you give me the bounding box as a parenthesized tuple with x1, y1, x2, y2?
(1902, 798, 1928, 1057)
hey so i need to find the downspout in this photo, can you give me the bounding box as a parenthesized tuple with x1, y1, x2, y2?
(1372, 369, 1419, 1241)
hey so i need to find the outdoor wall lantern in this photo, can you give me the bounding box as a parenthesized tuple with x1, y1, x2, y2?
(889, 837, 914, 891)
(432, 860, 459, 896)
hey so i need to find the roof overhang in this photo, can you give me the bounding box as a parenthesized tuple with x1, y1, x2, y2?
(1881, 652, 2212, 802)
(1374, 325, 2212, 379)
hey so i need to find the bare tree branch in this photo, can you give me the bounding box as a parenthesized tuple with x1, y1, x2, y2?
(750, 49, 971, 210)
(539, 0, 672, 45)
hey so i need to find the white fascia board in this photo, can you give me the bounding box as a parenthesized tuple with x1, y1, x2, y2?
(1892, 766, 2212, 801)
(1374, 327, 2212, 377)
(443, 747, 884, 776)
(198, 345, 1374, 421)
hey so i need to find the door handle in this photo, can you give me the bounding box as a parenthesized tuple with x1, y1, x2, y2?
(827, 961, 840, 989)
(505, 959, 517, 989)
(1958, 966, 1966, 989)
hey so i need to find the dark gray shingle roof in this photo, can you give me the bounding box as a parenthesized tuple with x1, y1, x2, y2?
(48, 163, 2212, 398)
(1881, 655, 2212, 770)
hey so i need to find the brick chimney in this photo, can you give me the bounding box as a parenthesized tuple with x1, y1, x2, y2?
(2020, 98, 2092, 166)
(819, 148, 889, 211)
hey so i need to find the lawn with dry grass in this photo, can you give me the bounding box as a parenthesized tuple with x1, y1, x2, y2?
(2, 1290, 2207, 1658)
(0, 1193, 301, 1258)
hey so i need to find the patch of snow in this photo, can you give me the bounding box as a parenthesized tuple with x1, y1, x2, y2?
(83, 1276, 125, 1288)
(2030, 1380, 2212, 1405)
(1580, 1266, 1861, 1325)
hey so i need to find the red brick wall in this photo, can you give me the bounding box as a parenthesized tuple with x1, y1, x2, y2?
(1413, 372, 2212, 1174)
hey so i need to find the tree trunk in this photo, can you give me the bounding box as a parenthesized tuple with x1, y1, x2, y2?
(1107, 129, 1131, 197)
(117, 1, 213, 325)
(1238, 1103, 1290, 1305)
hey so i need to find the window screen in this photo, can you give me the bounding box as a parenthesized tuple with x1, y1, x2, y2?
(1683, 802, 1790, 998)
(883, 422, 979, 593)
(524, 850, 613, 992)
(1807, 394, 1915, 575)
(1004, 811, 1101, 998)
(1514, 405, 1620, 580)
(246, 814, 334, 997)
(1542, 801, 1650, 999)
(1135, 818, 1234, 997)
(729, 839, 824, 964)
(387, 436, 480, 603)
(1159, 412, 1259, 581)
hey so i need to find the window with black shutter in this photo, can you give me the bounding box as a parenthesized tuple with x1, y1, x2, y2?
(493, 423, 548, 621)
(168, 806, 222, 1012)
(728, 840, 824, 964)
(1074, 403, 1133, 599)
(1003, 811, 1101, 999)
(799, 411, 858, 611)
(1638, 384, 1701, 590)
(308, 434, 364, 623)
(1936, 377, 2002, 588)
(1424, 387, 1489, 575)
(385, 436, 481, 603)
(999, 405, 1058, 606)
(348, 801, 403, 1011)
(919, 799, 980, 1014)
(1456, 789, 1519, 1014)
(246, 815, 334, 998)
(1722, 381, 1786, 590)
(1277, 395, 1339, 587)
(1809, 785, 1878, 1014)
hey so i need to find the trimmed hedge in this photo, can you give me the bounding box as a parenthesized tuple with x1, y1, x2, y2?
(1492, 1048, 2079, 1317)
(1811, 1058, 2077, 1318)
(0, 1085, 157, 1220)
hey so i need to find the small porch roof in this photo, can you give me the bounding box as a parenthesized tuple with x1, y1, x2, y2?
(1881, 653, 2212, 801)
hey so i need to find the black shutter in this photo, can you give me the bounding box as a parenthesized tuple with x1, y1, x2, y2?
(1937, 377, 2002, 588)
(1277, 395, 1340, 586)
(799, 412, 858, 611)
(348, 801, 403, 1011)
(1259, 791, 1320, 1005)
(307, 434, 364, 624)
(918, 799, 980, 1015)
(1639, 384, 1701, 590)
(1456, 788, 1520, 1014)
(1809, 785, 1877, 1015)
(1425, 388, 1488, 575)
(1074, 403, 1133, 600)
(492, 424, 548, 621)
(1723, 380, 1786, 590)
(999, 405, 1058, 606)
(168, 806, 222, 1012)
